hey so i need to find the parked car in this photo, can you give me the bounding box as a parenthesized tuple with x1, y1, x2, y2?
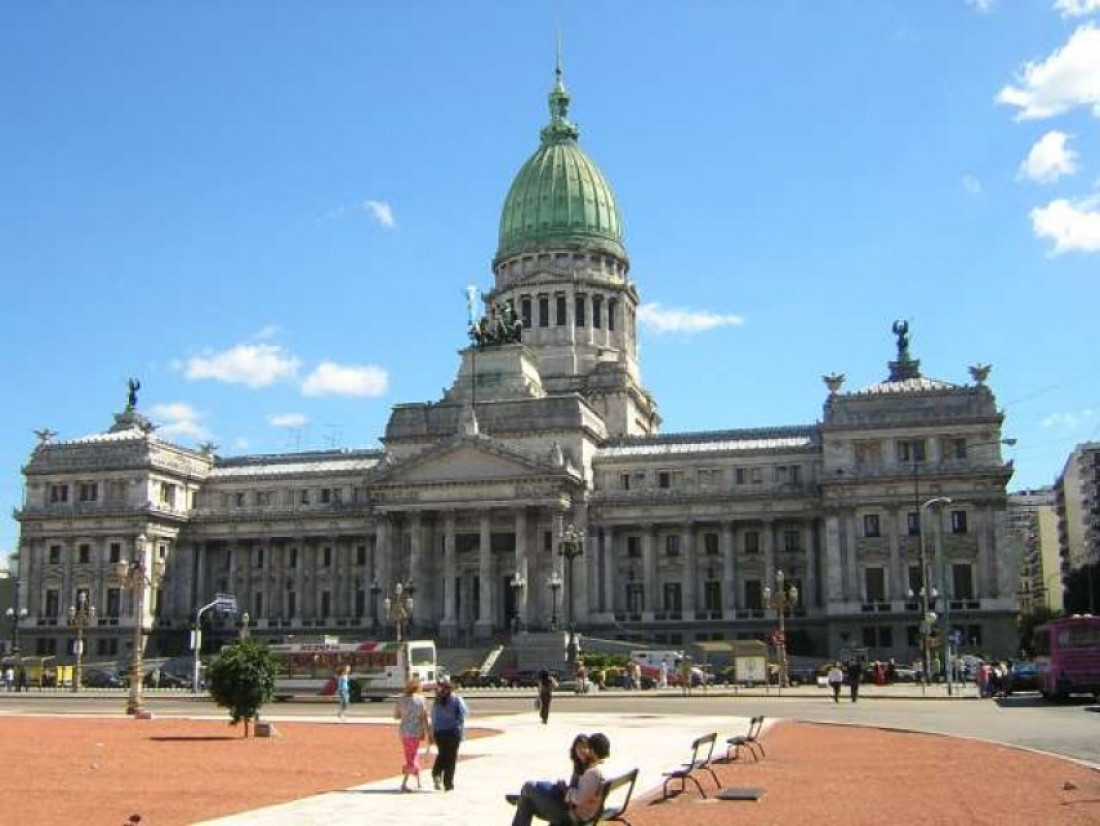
(451, 667, 501, 689)
(499, 668, 541, 688)
(145, 669, 190, 688)
(1004, 661, 1041, 695)
(83, 668, 126, 689)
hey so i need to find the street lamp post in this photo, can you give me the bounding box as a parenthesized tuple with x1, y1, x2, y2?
(124, 534, 150, 716)
(67, 592, 96, 693)
(369, 579, 382, 635)
(239, 611, 251, 640)
(384, 582, 414, 642)
(763, 570, 798, 688)
(923, 496, 954, 694)
(510, 571, 527, 635)
(907, 585, 938, 687)
(558, 523, 585, 667)
(548, 571, 562, 631)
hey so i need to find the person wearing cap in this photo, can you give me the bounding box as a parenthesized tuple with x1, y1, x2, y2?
(429, 677, 468, 792)
(510, 732, 610, 826)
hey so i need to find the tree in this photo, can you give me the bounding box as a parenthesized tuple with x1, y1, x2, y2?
(206, 638, 277, 737)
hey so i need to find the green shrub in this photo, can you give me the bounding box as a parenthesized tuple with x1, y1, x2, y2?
(206, 638, 277, 737)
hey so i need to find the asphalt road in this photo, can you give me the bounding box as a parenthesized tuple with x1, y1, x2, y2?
(3, 687, 1098, 767)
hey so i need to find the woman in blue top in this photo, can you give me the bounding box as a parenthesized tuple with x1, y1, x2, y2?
(429, 677, 468, 792)
(336, 665, 351, 720)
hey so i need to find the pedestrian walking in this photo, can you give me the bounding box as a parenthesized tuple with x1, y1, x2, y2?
(846, 659, 863, 703)
(335, 665, 351, 720)
(827, 662, 844, 703)
(430, 676, 468, 792)
(679, 658, 693, 696)
(3, 665, 14, 691)
(658, 659, 669, 689)
(536, 669, 558, 724)
(393, 677, 431, 792)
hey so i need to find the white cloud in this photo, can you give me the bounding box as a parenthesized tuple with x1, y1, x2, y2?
(302, 361, 389, 397)
(962, 174, 983, 194)
(637, 303, 744, 334)
(150, 402, 211, 441)
(996, 24, 1100, 120)
(1054, 0, 1100, 18)
(1030, 196, 1100, 254)
(967, 0, 996, 13)
(1018, 131, 1079, 183)
(251, 325, 281, 341)
(182, 344, 301, 388)
(1041, 408, 1096, 429)
(364, 200, 396, 229)
(268, 413, 307, 427)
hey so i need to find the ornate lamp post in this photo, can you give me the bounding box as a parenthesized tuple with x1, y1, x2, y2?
(123, 534, 151, 716)
(923, 496, 953, 693)
(908, 585, 938, 687)
(510, 571, 527, 634)
(384, 582, 414, 642)
(239, 611, 251, 640)
(5, 606, 26, 693)
(67, 592, 96, 692)
(558, 523, 585, 667)
(548, 571, 562, 631)
(763, 570, 798, 688)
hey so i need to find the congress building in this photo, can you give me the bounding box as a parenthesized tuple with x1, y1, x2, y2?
(12, 67, 1020, 667)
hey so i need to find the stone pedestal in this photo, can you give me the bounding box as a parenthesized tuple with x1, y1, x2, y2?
(449, 344, 546, 403)
(512, 631, 568, 671)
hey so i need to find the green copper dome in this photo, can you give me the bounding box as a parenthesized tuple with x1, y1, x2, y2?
(495, 66, 625, 263)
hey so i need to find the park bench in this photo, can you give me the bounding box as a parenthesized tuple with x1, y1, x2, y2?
(505, 767, 638, 826)
(661, 732, 721, 799)
(725, 715, 766, 763)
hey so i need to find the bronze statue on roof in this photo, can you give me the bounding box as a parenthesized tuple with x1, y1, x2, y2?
(126, 377, 141, 412)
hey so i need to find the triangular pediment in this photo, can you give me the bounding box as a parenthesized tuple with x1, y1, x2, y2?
(374, 435, 562, 486)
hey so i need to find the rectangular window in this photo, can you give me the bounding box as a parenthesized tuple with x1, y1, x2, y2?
(289, 547, 298, 569)
(908, 564, 924, 596)
(658, 471, 671, 489)
(950, 510, 968, 534)
(49, 484, 69, 503)
(161, 483, 176, 507)
(952, 438, 967, 460)
(704, 533, 719, 556)
(626, 583, 645, 613)
(864, 567, 886, 603)
(952, 564, 974, 599)
(749, 467, 763, 484)
(555, 294, 567, 326)
(288, 592, 297, 619)
(592, 295, 602, 329)
(744, 580, 763, 610)
(626, 536, 642, 558)
(662, 582, 682, 612)
(744, 531, 760, 554)
(323, 546, 332, 567)
(520, 297, 532, 329)
(782, 529, 800, 552)
(356, 545, 367, 566)
(704, 581, 722, 612)
(253, 592, 264, 619)
(300, 489, 310, 505)
(897, 439, 927, 463)
(607, 298, 616, 331)
(966, 625, 982, 648)
(109, 542, 121, 563)
(48, 545, 62, 564)
(735, 468, 746, 485)
(789, 465, 802, 484)
(907, 512, 920, 536)
(45, 589, 60, 618)
(234, 492, 245, 507)
(574, 293, 586, 327)
(255, 548, 265, 568)
(620, 473, 630, 491)
(321, 488, 332, 504)
(355, 588, 365, 617)
(321, 591, 331, 616)
(863, 514, 881, 538)
(665, 535, 680, 557)
(78, 544, 91, 564)
(78, 482, 98, 502)
(538, 296, 549, 327)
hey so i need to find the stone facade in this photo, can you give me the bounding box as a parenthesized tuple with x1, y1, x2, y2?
(11, 69, 1021, 663)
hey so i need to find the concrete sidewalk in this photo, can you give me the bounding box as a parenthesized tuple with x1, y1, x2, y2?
(196, 710, 754, 826)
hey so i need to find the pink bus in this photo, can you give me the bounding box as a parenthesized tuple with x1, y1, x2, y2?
(1031, 615, 1100, 701)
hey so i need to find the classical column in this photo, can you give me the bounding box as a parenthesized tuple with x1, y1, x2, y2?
(824, 514, 843, 605)
(977, 504, 995, 598)
(441, 511, 457, 634)
(376, 517, 390, 605)
(409, 512, 423, 624)
(762, 519, 775, 590)
(886, 508, 901, 602)
(642, 524, 658, 614)
(803, 521, 817, 611)
(721, 520, 736, 616)
(476, 511, 493, 635)
(680, 521, 696, 619)
(603, 526, 616, 616)
(514, 509, 528, 628)
(843, 511, 859, 602)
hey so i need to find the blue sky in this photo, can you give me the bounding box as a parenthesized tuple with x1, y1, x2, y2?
(3, 1, 1100, 559)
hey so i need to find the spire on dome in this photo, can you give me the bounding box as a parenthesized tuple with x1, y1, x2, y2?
(541, 50, 579, 143)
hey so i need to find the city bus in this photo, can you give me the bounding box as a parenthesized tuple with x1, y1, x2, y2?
(1032, 615, 1100, 701)
(268, 637, 438, 703)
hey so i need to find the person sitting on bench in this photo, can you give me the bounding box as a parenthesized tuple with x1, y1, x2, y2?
(511, 732, 610, 826)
